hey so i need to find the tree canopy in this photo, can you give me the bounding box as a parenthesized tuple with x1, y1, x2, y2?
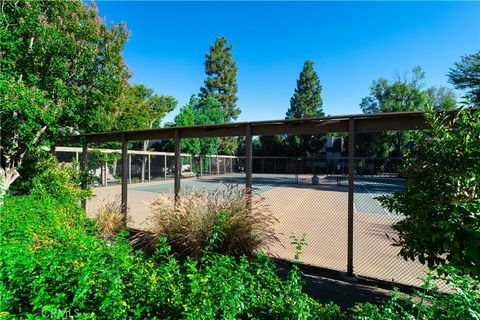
(448, 51, 480, 105)
(199, 37, 240, 122)
(114, 84, 177, 131)
(286, 60, 324, 119)
(284, 60, 325, 156)
(173, 95, 224, 155)
(0, 76, 57, 191)
(0, 0, 130, 191)
(1, 0, 130, 139)
(359, 67, 457, 158)
(360, 66, 455, 114)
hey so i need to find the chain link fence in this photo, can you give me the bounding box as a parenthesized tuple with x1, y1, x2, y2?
(64, 112, 441, 287)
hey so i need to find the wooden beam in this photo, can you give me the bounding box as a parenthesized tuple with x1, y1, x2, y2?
(355, 114, 428, 132)
(128, 154, 132, 183)
(164, 154, 167, 180)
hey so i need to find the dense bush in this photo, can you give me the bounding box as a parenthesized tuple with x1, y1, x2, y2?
(350, 267, 480, 320)
(0, 192, 338, 319)
(30, 156, 91, 203)
(379, 107, 480, 275)
(149, 186, 278, 259)
(2, 149, 479, 319)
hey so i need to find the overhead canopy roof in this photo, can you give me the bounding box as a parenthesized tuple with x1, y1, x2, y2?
(70, 110, 438, 143)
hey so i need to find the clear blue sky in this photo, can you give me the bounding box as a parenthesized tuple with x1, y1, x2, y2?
(95, 1, 480, 123)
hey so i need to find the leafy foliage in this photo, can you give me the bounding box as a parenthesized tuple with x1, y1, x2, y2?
(350, 266, 480, 320)
(0, 187, 338, 319)
(378, 107, 480, 275)
(448, 50, 480, 105)
(0, 76, 57, 191)
(0, 0, 130, 138)
(173, 95, 224, 155)
(0, 0, 130, 191)
(113, 83, 177, 131)
(30, 156, 91, 204)
(359, 67, 457, 158)
(360, 67, 433, 114)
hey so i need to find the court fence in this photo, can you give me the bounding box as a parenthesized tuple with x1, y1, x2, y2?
(67, 110, 447, 287)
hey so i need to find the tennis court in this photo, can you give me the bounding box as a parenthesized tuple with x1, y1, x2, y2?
(88, 172, 424, 286)
(128, 173, 404, 216)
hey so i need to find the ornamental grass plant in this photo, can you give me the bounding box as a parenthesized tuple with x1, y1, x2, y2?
(149, 185, 279, 259)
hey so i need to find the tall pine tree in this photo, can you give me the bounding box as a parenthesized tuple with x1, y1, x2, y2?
(285, 60, 324, 156)
(286, 60, 324, 119)
(200, 37, 240, 122)
(448, 51, 480, 105)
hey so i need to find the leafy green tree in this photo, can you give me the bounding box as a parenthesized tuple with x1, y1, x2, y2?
(199, 37, 239, 122)
(194, 95, 224, 155)
(174, 98, 201, 155)
(114, 84, 177, 131)
(0, 76, 58, 191)
(360, 67, 456, 157)
(172, 95, 224, 155)
(0, 0, 130, 190)
(1, 0, 130, 138)
(379, 108, 480, 276)
(360, 67, 432, 114)
(426, 86, 457, 110)
(448, 51, 480, 105)
(285, 60, 325, 156)
(114, 84, 177, 180)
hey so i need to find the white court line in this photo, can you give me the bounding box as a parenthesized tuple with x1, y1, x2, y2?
(360, 183, 391, 216)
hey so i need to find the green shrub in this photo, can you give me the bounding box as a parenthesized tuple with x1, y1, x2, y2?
(30, 156, 91, 203)
(0, 192, 338, 319)
(378, 107, 480, 275)
(350, 266, 480, 320)
(149, 186, 279, 259)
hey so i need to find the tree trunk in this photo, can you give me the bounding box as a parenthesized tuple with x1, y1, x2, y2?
(0, 166, 20, 199)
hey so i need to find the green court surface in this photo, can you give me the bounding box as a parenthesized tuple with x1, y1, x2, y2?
(353, 177, 404, 215)
(129, 174, 404, 216)
(129, 173, 294, 194)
